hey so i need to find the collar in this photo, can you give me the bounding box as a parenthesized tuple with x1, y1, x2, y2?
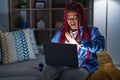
(70, 30, 78, 38)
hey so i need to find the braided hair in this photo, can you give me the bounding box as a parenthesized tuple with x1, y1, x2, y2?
(59, 2, 91, 43)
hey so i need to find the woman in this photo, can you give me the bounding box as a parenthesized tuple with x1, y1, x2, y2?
(41, 2, 105, 80)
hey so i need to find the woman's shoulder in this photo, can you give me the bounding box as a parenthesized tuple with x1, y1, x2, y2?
(80, 25, 98, 31)
(88, 25, 98, 30)
(56, 26, 64, 31)
(88, 25, 98, 29)
(54, 26, 63, 35)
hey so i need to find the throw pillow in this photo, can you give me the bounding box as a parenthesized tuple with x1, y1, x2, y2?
(97, 51, 113, 67)
(29, 29, 40, 55)
(0, 31, 2, 64)
(0, 43, 2, 64)
(88, 51, 120, 80)
(0, 29, 37, 64)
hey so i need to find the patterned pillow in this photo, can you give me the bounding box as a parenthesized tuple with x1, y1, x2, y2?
(0, 29, 37, 64)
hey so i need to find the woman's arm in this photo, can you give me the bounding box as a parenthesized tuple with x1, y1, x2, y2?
(80, 27, 105, 53)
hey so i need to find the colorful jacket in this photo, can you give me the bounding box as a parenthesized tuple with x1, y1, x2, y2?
(51, 25, 105, 73)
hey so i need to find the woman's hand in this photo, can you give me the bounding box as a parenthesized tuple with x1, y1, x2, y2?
(65, 32, 77, 44)
(65, 32, 82, 51)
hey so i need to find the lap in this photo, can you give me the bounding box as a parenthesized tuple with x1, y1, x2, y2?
(41, 65, 89, 80)
(41, 65, 62, 80)
(59, 67, 89, 80)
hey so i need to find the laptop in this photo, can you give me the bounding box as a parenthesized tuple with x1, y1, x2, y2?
(43, 42, 79, 68)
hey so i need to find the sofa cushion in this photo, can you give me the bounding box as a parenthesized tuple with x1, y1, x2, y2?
(0, 54, 45, 77)
(0, 29, 37, 64)
(0, 76, 40, 80)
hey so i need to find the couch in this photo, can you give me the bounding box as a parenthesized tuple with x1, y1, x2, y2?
(0, 28, 120, 80)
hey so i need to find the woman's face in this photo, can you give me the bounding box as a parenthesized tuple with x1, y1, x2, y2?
(67, 11, 79, 31)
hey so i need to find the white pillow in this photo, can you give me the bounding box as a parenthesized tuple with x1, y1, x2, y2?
(29, 29, 40, 55)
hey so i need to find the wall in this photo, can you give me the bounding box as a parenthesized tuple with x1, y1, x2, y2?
(93, 0, 107, 38)
(0, 0, 9, 31)
(107, 0, 120, 66)
(94, 0, 120, 66)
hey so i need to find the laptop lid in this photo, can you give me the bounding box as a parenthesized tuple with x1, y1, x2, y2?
(43, 43, 78, 68)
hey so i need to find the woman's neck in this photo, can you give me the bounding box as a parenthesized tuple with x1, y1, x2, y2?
(71, 29, 78, 32)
